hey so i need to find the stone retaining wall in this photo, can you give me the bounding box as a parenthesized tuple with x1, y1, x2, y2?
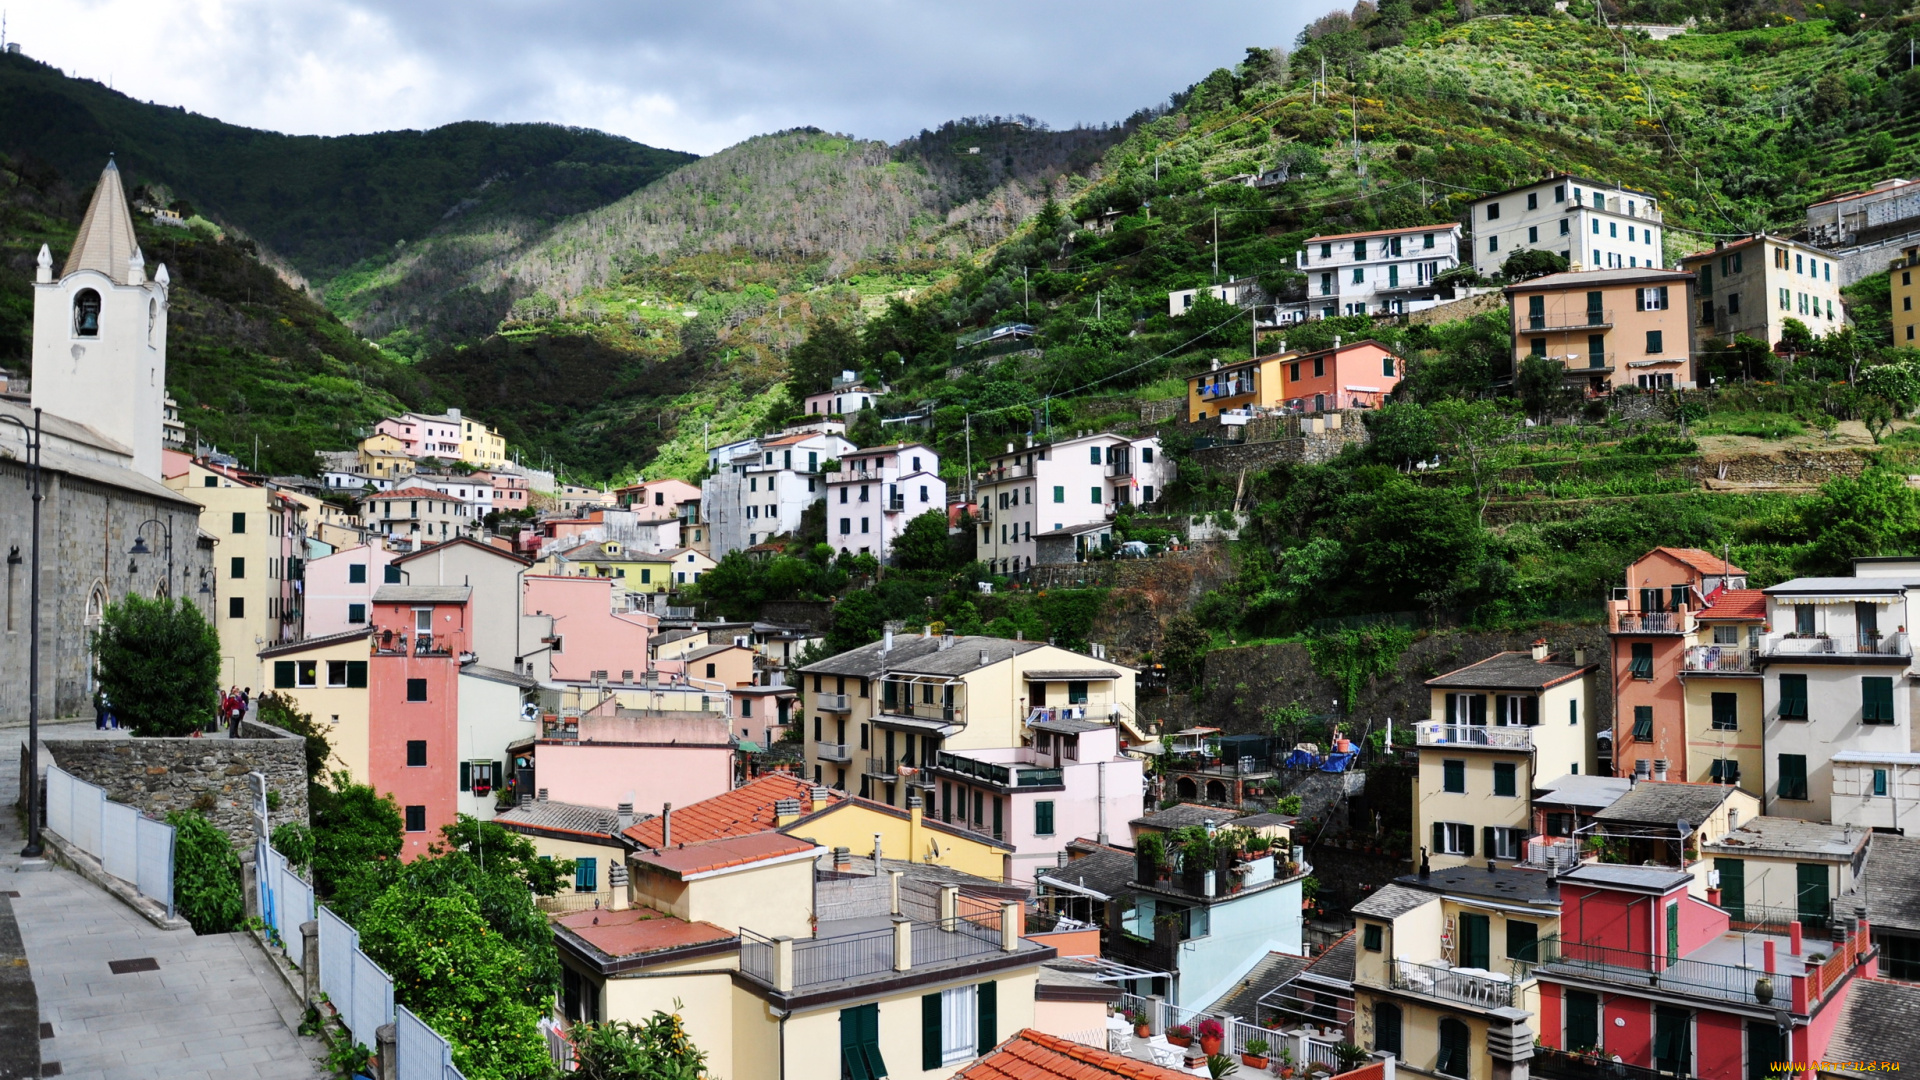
(45, 723, 309, 850)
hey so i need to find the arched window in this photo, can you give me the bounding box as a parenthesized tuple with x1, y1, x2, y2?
(148, 298, 158, 345)
(1437, 1017, 1471, 1078)
(1373, 1003, 1402, 1057)
(83, 581, 107, 696)
(73, 289, 102, 337)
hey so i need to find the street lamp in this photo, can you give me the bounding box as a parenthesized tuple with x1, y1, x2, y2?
(0, 408, 44, 858)
(128, 518, 176, 598)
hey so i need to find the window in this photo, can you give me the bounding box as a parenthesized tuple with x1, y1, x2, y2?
(1711, 758, 1741, 785)
(1507, 919, 1538, 962)
(1492, 762, 1517, 798)
(1633, 706, 1653, 740)
(406, 740, 426, 767)
(1528, 226, 1539, 243)
(1779, 673, 1809, 719)
(1363, 923, 1383, 951)
(1488, 236, 1499, 253)
(1355, 239, 1368, 259)
(1486, 202, 1501, 220)
(1442, 759, 1466, 793)
(404, 805, 426, 832)
(1526, 192, 1538, 210)
(1320, 242, 1333, 260)
(231, 512, 247, 534)
(228, 597, 245, 619)
(1780, 287, 1791, 310)
(406, 678, 428, 702)
(1529, 337, 1547, 358)
(1035, 800, 1055, 836)
(1352, 266, 1365, 284)
(1432, 821, 1473, 856)
(229, 556, 247, 580)
(1090, 487, 1102, 504)
(1373, 1004, 1402, 1056)
(1711, 693, 1738, 731)
(1865, 676, 1896, 723)
(1051, 486, 1064, 503)
(1485, 827, 1525, 860)
(1630, 643, 1653, 680)
(575, 857, 598, 893)
(1654, 1007, 1690, 1075)
(1777, 754, 1808, 800)
(1875, 768, 1890, 797)
(1383, 355, 1395, 377)
(384, 565, 402, 584)
(1646, 330, 1664, 354)
(349, 564, 367, 584)
(921, 985, 982, 1068)
(1437, 1018, 1470, 1078)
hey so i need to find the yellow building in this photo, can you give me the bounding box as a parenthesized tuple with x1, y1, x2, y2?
(163, 452, 306, 688)
(1186, 351, 1296, 422)
(459, 414, 507, 467)
(779, 794, 1012, 882)
(551, 828, 1047, 1080)
(662, 547, 715, 587)
(1894, 246, 1919, 348)
(1415, 644, 1598, 870)
(538, 539, 673, 590)
(260, 630, 372, 779)
(1681, 592, 1767, 793)
(1698, 816, 1867, 928)
(1352, 873, 1559, 1080)
(356, 433, 416, 480)
(493, 798, 634, 912)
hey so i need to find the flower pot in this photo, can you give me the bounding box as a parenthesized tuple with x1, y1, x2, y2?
(1281, 1068, 1296, 1079)
(1168, 1035, 1191, 1048)
(1244, 1055, 1270, 1070)
(1135, 1024, 1151, 1040)
(1200, 1035, 1224, 1056)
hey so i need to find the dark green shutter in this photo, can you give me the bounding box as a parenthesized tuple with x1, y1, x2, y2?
(1374, 1004, 1401, 1055)
(1469, 695, 1486, 725)
(1035, 801, 1054, 835)
(1865, 677, 1895, 723)
(976, 980, 997, 1054)
(1493, 762, 1516, 798)
(1747, 1021, 1784, 1080)
(1633, 706, 1653, 740)
(1797, 863, 1830, 926)
(1716, 858, 1746, 919)
(922, 993, 942, 1070)
(1666, 901, 1679, 963)
(346, 661, 367, 688)
(1483, 827, 1497, 862)
(1363, 924, 1383, 951)
(1779, 754, 1808, 800)
(1712, 693, 1739, 730)
(1522, 696, 1539, 727)
(1780, 674, 1808, 719)
(1438, 1019, 1469, 1077)
(1507, 919, 1538, 963)
(1460, 826, 1474, 858)
(1444, 759, 1465, 793)
(1460, 913, 1490, 969)
(1432, 822, 1445, 856)
(274, 660, 296, 688)
(459, 763, 471, 792)
(1566, 991, 1599, 1051)
(1631, 643, 1653, 679)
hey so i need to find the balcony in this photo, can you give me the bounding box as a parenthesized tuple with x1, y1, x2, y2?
(1387, 959, 1518, 1009)
(1415, 722, 1533, 749)
(1525, 309, 1614, 331)
(978, 463, 1035, 483)
(930, 750, 1063, 789)
(1608, 606, 1693, 636)
(1681, 644, 1759, 674)
(1762, 631, 1911, 660)
(864, 756, 903, 780)
(1532, 1047, 1669, 1080)
(1106, 459, 1134, 479)
(816, 741, 852, 764)
(737, 913, 1011, 996)
(814, 693, 852, 713)
(1531, 931, 1865, 1009)
(879, 698, 965, 729)
(884, 494, 906, 512)
(1197, 375, 1257, 402)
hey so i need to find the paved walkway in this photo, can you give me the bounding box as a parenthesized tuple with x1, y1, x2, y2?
(2, 720, 326, 1080)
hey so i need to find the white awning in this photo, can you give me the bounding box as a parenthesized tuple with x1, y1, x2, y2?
(1344, 385, 1381, 392)
(1626, 358, 1682, 368)
(1770, 595, 1898, 605)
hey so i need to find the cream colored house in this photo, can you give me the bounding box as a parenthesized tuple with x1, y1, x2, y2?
(260, 630, 371, 779)
(1699, 816, 1868, 928)
(1682, 233, 1848, 353)
(494, 799, 635, 912)
(1414, 643, 1598, 870)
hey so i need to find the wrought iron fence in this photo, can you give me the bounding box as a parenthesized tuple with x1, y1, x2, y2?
(793, 927, 897, 986)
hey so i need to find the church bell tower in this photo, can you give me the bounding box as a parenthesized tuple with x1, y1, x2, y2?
(31, 158, 169, 479)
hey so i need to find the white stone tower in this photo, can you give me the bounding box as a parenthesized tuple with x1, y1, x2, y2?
(31, 158, 169, 479)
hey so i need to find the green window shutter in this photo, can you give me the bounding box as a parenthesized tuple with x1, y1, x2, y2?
(1460, 825, 1475, 858)
(1507, 919, 1537, 963)
(1711, 693, 1739, 730)
(1778, 754, 1808, 800)
(346, 661, 367, 688)
(1035, 801, 1054, 835)
(1666, 901, 1680, 963)
(1461, 913, 1490, 969)
(1521, 696, 1539, 727)
(1363, 923, 1382, 951)
(1493, 762, 1516, 798)
(922, 993, 943, 1070)
(274, 660, 296, 689)
(1443, 759, 1465, 793)
(1566, 990, 1599, 1050)
(1468, 695, 1486, 725)
(1797, 862, 1830, 924)
(1432, 822, 1445, 856)
(1746, 1021, 1785, 1080)
(1630, 643, 1653, 679)
(1780, 674, 1808, 719)
(1633, 706, 1653, 740)
(976, 980, 997, 1055)
(459, 763, 471, 792)
(1864, 677, 1895, 723)
(1374, 1004, 1401, 1055)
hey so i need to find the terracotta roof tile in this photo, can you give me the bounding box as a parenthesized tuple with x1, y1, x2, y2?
(1653, 547, 1747, 577)
(1701, 588, 1767, 621)
(623, 773, 839, 847)
(554, 906, 735, 959)
(631, 832, 817, 877)
(956, 1029, 1194, 1079)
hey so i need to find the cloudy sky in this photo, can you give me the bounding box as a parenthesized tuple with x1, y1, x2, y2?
(17, 1, 1327, 155)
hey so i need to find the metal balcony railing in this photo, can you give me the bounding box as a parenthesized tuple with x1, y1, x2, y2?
(1610, 608, 1692, 635)
(816, 741, 851, 764)
(932, 751, 1062, 789)
(865, 756, 902, 779)
(1197, 377, 1257, 402)
(1415, 722, 1533, 749)
(1388, 959, 1518, 1008)
(815, 693, 852, 712)
(1106, 460, 1134, 478)
(1682, 645, 1759, 674)
(1534, 935, 1784, 1008)
(1526, 309, 1614, 330)
(885, 494, 905, 511)
(1763, 631, 1911, 658)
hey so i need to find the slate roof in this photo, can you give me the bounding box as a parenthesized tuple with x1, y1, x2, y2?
(258, 629, 370, 658)
(800, 634, 1048, 678)
(1130, 804, 1239, 831)
(1397, 865, 1560, 905)
(1559, 864, 1694, 893)
(623, 773, 837, 848)
(1351, 884, 1437, 919)
(1849, 832, 1920, 933)
(1205, 950, 1313, 1020)
(494, 799, 623, 838)
(1426, 651, 1593, 691)
(1592, 781, 1738, 827)
(1533, 774, 1633, 809)
(1039, 841, 1136, 900)
(1701, 817, 1865, 860)
(682, 642, 748, 662)
(1029, 718, 1109, 735)
(956, 1029, 1193, 1080)
(1819, 978, 1920, 1077)
(1302, 932, 1358, 985)
(370, 585, 471, 604)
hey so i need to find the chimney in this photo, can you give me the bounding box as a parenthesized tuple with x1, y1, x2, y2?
(811, 785, 832, 811)
(537, 788, 549, 803)
(1419, 847, 1431, 878)
(1573, 646, 1586, 666)
(1057, 850, 1070, 868)
(1653, 759, 1670, 782)
(661, 802, 673, 847)
(882, 628, 893, 655)
(922, 626, 931, 640)
(872, 832, 884, 865)
(1487, 860, 1498, 873)
(1531, 639, 1550, 662)
(608, 861, 629, 911)
(616, 802, 635, 831)
(1210, 358, 1221, 371)
(833, 845, 852, 872)
(939, 630, 954, 651)
(1015, 630, 1023, 641)
(1333, 335, 1342, 349)
(1634, 759, 1651, 780)
(774, 798, 803, 826)
(979, 650, 990, 667)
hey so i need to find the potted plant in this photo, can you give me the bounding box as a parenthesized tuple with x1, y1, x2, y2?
(1197, 1018, 1225, 1056)
(1136, 833, 1166, 884)
(1278, 1045, 1297, 1078)
(1125, 1006, 1151, 1040)
(1167, 1024, 1193, 1048)
(1243, 1037, 1271, 1069)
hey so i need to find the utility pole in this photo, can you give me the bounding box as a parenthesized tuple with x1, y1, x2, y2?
(964, 415, 973, 503)
(1095, 292, 1101, 320)
(1023, 267, 1029, 318)
(1213, 209, 1220, 283)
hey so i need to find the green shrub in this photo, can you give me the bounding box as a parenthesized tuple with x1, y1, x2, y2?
(166, 810, 243, 934)
(93, 596, 221, 736)
(572, 1011, 711, 1080)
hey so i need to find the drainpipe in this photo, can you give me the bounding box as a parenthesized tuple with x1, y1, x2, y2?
(1097, 761, 1108, 846)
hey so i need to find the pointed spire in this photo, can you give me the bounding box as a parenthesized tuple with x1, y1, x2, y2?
(35, 244, 51, 284)
(62, 157, 140, 285)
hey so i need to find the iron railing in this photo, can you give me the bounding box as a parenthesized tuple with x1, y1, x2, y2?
(815, 741, 852, 763)
(793, 927, 897, 986)
(814, 693, 852, 712)
(1526, 308, 1614, 330)
(1535, 935, 1775, 1007)
(1531, 1046, 1669, 1080)
(1682, 645, 1759, 673)
(1415, 722, 1534, 749)
(1388, 959, 1517, 1008)
(933, 751, 1062, 788)
(1763, 632, 1911, 658)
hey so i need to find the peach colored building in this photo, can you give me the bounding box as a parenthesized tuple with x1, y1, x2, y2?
(1506, 267, 1696, 394)
(522, 574, 656, 683)
(615, 478, 702, 521)
(529, 705, 734, 813)
(366, 584, 471, 857)
(1276, 338, 1403, 413)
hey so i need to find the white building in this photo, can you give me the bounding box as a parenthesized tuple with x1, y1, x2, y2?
(413, 473, 494, 516)
(359, 485, 475, 545)
(1289, 224, 1463, 320)
(375, 410, 464, 460)
(974, 431, 1174, 575)
(702, 426, 854, 558)
(802, 371, 883, 417)
(1168, 277, 1259, 317)
(1468, 174, 1665, 276)
(1760, 559, 1920, 825)
(823, 442, 946, 564)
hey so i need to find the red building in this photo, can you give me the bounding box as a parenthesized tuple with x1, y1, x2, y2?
(367, 584, 472, 857)
(1532, 863, 1875, 1080)
(1276, 338, 1404, 413)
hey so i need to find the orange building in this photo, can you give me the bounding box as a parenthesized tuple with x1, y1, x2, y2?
(1505, 267, 1695, 394)
(1276, 338, 1403, 413)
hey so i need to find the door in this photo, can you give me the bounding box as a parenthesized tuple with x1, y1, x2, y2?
(1458, 912, 1491, 970)
(1715, 858, 1746, 920)
(1746, 1020, 1784, 1080)
(1797, 863, 1830, 929)
(1565, 990, 1599, 1052)
(1653, 1007, 1691, 1076)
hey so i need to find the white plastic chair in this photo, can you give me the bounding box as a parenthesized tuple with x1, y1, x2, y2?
(1148, 1041, 1181, 1067)
(1108, 1030, 1133, 1055)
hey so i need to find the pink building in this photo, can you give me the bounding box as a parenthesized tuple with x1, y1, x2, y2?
(478, 469, 531, 512)
(366, 584, 471, 858)
(529, 705, 733, 812)
(521, 575, 656, 682)
(374, 411, 462, 459)
(615, 478, 702, 521)
(923, 719, 1145, 884)
(303, 544, 403, 637)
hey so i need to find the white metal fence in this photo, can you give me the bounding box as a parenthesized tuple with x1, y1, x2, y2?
(44, 764, 174, 918)
(1118, 991, 1343, 1067)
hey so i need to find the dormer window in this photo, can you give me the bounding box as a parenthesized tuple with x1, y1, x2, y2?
(73, 289, 101, 337)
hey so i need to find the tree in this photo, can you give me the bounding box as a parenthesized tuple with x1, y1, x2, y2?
(1177, 289, 1250, 350)
(1802, 469, 1920, 571)
(892, 510, 952, 571)
(1499, 248, 1568, 282)
(1365, 401, 1437, 468)
(92, 595, 221, 736)
(786, 319, 863, 396)
(167, 810, 244, 934)
(434, 815, 573, 897)
(1160, 613, 1212, 690)
(255, 691, 332, 793)
(307, 773, 403, 897)
(1427, 399, 1522, 526)
(573, 1011, 711, 1080)
(355, 888, 550, 1080)
(1516, 354, 1574, 420)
